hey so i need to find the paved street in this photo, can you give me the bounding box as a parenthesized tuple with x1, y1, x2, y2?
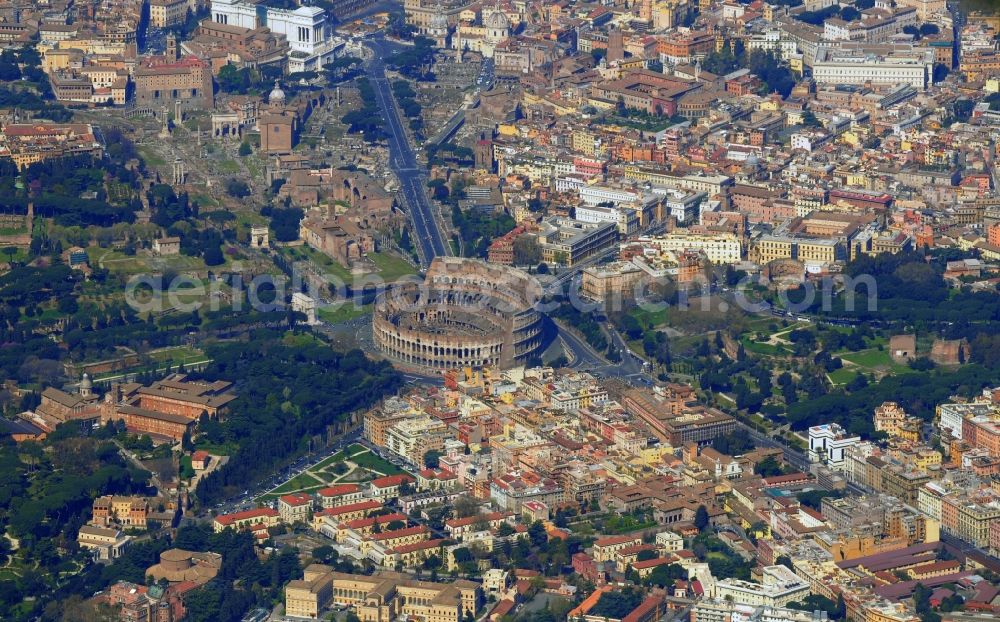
(364, 35, 450, 266)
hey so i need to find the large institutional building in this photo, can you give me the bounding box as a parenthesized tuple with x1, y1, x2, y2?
(372, 258, 544, 371)
(812, 45, 935, 90)
(285, 568, 480, 620)
(209, 0, 341, 72)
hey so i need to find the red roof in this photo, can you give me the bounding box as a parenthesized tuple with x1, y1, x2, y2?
(393, 538, 445, 554)
(279, 493, 313, 507)
(633, 557, 674, 570)
(192, 450, 209, 461)
(342, 512, 408, 530)
(595, 535, 640, 547)
(491, 600, 516, 618)
(622, 595, 662, 622)
(371, 474, 415, 488)
(446, 512, 511, 529)
(318, 484, 361, 497)
(214, 508, 279, 526)
(318, 500, 382, 516)
(370, 525, 429, 541)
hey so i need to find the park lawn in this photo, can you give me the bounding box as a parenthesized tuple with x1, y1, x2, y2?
(350, 449, 406, 475)
(630, 305, 669, 329)
(259, 485, 326, 503)
(313, 450, 349, 471)
(740, 336, 788, 356)
(86, 247, 208, 275)
(369, 252, 418, 282)
(268, 472, 323, 496)
(318, 303, 372, 324)
(839, 348, 893, 370)
(148, 345, 207, 365)
(602, 515, 657, 534)
(827, 367, 859, 386)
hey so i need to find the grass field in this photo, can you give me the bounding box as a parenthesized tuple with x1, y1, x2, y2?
(368, 252, 418, 282)
(86, 247, 207, 275)
(269, 472, 323, 496)
(350, 449, 406, 475)
(827, 368, 860, 386)
(94, 346, 210, 382)
(138, 146, 166, 167)
(740, 336, 789, 356)
(630, 305, 669, 329)
(837, 347, 913, 377)
(318, 303, 372, 324)
(192, 441, 238, 456)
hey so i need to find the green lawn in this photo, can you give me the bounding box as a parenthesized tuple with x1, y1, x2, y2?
(268, 472, 323, 496)
(368, 252, 418, 282)
(138, 146, 166, 167)
(350, 449, 406, 475)
(839, 349, 892, 369)
(827, 368, 859, 386)
(313, 451, 349, 471)
(149, 345, 206, 364)
(630, 305, 669, 329)
(740, 336, 788, 356)
(192, 440, 239, 456)
(318, 303, 372, 324)
(86, 247, 208, 275)
(258, 485, 327, 503)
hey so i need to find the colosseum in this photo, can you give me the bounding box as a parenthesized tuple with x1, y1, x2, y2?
(373, 257, 545, 370)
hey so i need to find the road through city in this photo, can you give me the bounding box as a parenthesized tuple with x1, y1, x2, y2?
(365, 35, 450, 266)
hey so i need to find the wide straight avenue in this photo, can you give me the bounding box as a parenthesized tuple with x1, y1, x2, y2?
(365, 34, 450, 266)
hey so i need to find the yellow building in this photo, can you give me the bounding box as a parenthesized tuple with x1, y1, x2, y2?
(149, 0, 189, 28)
(593, 535, 642, 562)
(285, 568, 481, 621)
(864, 601, 919, 622)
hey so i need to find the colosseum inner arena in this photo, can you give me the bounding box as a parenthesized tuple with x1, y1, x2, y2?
(372, 257, 546, 371)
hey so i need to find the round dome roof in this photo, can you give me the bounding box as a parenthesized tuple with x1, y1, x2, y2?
(268, 80, 286, 105)
(485, 9, 510, 30)
(80, 373, 92, 389)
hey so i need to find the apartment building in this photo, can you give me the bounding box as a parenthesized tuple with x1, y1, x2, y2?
(535, 217, 619, 266)
(636, 232, 743, 264)
(149, 0, 189, 27)
(386, 415, 450, 465)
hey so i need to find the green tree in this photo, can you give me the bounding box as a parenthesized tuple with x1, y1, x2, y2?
(423, 450, 442, 469)
(694, 505, 709, 531)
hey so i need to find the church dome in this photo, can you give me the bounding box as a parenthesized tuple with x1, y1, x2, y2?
(484, 9, 510, 30)
(80, 373, 92, 390)
(268, 80, 286, 106)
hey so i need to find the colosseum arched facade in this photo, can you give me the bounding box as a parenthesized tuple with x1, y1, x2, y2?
(373, 257, 545, 370)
